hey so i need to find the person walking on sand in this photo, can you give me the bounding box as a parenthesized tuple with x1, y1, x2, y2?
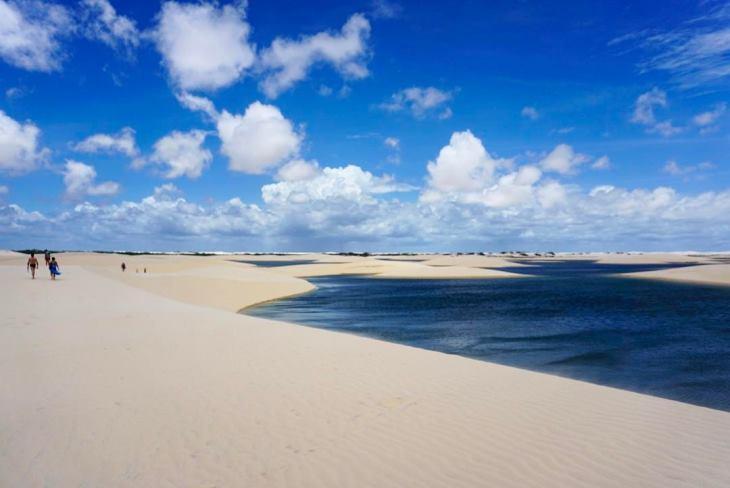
(49, 257, 61, 280)
(121, 262, 126, 272)
(27, 253, 39, 279)
(44, 249, 50, 268)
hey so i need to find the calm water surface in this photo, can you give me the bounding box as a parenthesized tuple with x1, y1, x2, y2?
(246, 261, 730, 411)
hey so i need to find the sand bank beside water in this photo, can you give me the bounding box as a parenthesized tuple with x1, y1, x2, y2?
(1, 252, 730, 487)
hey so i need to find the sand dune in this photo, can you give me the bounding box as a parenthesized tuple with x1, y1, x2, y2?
(267, 257, 524, 279)
(2, 254, 730, 487)
(627, 263, 730, 287)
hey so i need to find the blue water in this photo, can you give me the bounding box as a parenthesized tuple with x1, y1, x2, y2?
(246, 260, 730, 411)
(236, 259, 317, 267)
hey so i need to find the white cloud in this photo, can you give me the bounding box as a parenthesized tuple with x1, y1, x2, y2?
(663, 160, 715, 177)
(80, 0, 139, 53)
(630, 88, 682, 136)
(4, 174, 730, 251)
(380, 86, 453, 118)
(153, 1, 255, 91)
(148, 129, 212, 179)
(631, 87, 666, 125)
(481, 165, 542, 208)
(421, 131, 550, 209)
(692, 102, 726, 132)
(5, 86, 26, 99)
(619, 5, 730, 88)
(262, 164, 413, 206)
(0, 0, 73, 71)
(370, 0, 402, 19)
(437, 107, 453, 120)
(592, 155, 611, 170)
(63, 160, 119, 198)
(317, 85, 333, 96)
(539, 144, 589, 174)
(384, 136, 399, 149)
(258, 13, 371, 98)
(521, 106, 539, 120)
(0, 110, 48, 174)
(649, 120, 682, 137)
(217, 101, 302, 174)
(175, 91, 219, 119)
(276, 159, 320, 182)
(425, 130, 498, 194)
(536, 180, 567, 209)
(74, 126, 138, 158)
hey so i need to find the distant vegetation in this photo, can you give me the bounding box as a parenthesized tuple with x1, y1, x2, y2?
(13, 249, 63, 255)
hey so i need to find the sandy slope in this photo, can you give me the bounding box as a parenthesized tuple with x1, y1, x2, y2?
(627, 263, 730, 287)
(2, 256, 730, 487)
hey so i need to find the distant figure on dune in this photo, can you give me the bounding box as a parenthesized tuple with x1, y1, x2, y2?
(44, 249, 50, 268)
(49, 257, 61, 280)
(26, 253, 39, 279)
(121, 262, 126, 272)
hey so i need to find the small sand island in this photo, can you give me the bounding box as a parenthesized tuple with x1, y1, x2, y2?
(2, 250, 730, 487)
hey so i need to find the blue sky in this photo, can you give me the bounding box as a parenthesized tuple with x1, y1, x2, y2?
(1, 0, 729, 251)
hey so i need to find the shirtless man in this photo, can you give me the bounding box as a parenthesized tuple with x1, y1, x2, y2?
(27, 253, 39, 279)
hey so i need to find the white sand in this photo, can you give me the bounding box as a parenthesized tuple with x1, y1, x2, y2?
(627, 263, 730, 287)
(2, 254, 730, 487)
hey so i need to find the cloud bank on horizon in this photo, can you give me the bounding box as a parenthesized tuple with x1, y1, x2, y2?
(1, 0, 729, 251)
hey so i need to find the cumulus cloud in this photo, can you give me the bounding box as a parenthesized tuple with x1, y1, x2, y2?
(5, 174, 730, 251)
(539, 144, 589, 174)
(153, 1, 255, 91)
(380, 86, 453, 118)
(521, 106, 539, 120)
(262, 164, 413, 206)
(421, 131, 554, 209)
(148, 129, 212, 179)
(258, 13, 371, 98)
(80, 0, 139, 54)
(536, 180, 567, 209)
(217, 101, 302, 174)
(0, 0, 73, 71)
(424, 130, 498, 195)
(63, 160, 119, 198)
(630, 87, 682, 136)
(0, 110, 48, 174)
(481, 165, 542, 208)
(74, 126, 139, 158)
(275, 158, 320, 182)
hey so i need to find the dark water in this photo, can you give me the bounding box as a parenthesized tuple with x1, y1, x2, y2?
(246, 260, 730, 411)
(235, 259, 317, 267)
